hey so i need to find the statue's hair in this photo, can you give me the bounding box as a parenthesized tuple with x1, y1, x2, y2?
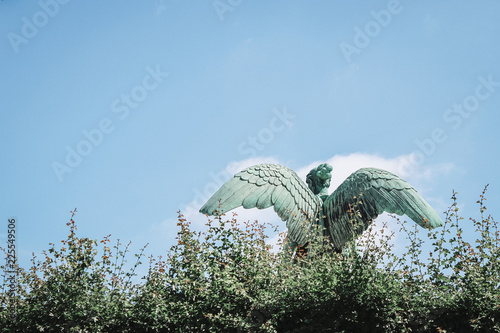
(306, 164, 331, 194)
(306, 168, 317, 190)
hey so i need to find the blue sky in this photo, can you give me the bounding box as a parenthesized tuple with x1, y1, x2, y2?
(1, 1, 499, 274)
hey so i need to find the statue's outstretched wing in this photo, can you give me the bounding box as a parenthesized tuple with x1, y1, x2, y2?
(323, 168, 443, 249)
(199, 164, 322, 246)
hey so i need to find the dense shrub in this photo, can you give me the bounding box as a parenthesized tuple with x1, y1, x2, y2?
(1, 188, 499, 332)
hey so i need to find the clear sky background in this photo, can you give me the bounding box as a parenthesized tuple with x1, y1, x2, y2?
(1, 1, 499, 275)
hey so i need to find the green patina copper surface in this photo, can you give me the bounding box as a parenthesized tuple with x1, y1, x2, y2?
(200, 163, 443, 251)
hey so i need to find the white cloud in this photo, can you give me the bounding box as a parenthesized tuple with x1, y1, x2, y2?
(297, 152, 454, 195)
(152, 152, 454, 253)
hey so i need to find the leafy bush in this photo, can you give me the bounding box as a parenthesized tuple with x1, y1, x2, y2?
(1, 189, 499, 332)
(0, 209, 145, 332)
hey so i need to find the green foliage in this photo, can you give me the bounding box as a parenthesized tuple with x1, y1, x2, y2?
(0, 209, 146, 332)
(1, 189, 499, 332)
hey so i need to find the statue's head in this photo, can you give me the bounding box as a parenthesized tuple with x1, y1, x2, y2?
(306, 163, 333, 195)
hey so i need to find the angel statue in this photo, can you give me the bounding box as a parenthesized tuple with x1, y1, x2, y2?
(199, 163, 442, 253)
